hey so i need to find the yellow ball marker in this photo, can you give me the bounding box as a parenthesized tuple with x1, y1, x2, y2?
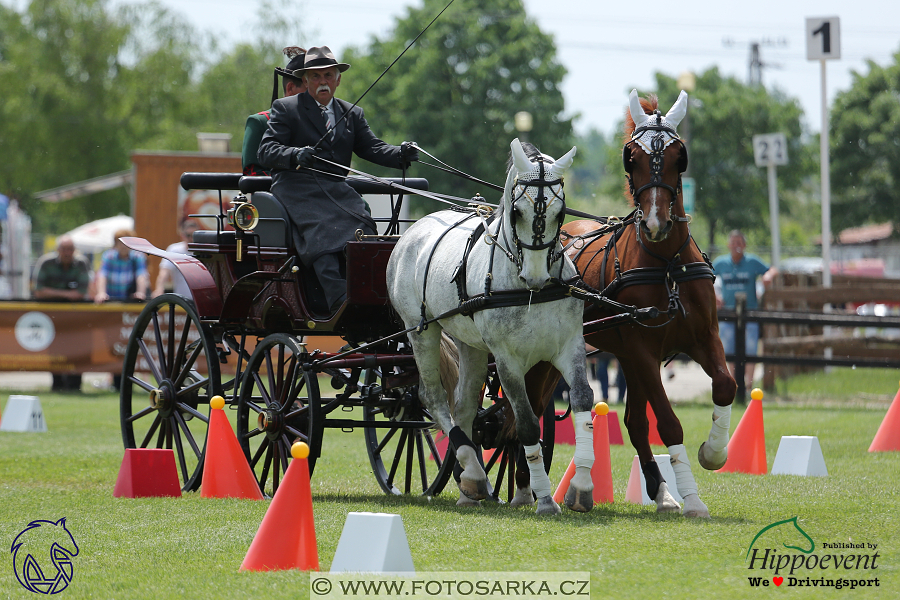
(594, 401, 609, 416)
(750, 388, 764, 401)
(210, 396, 225, 410)
(292, 441, 310, 460)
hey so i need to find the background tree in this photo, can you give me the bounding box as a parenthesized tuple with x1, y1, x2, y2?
(339, 0, 573, 212)
(604, 69, 814, 249)
(831, 48, 900, 230)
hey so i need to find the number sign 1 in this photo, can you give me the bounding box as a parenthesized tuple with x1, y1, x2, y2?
(806, 17, 841, 60)
(752, 133, 788, 168)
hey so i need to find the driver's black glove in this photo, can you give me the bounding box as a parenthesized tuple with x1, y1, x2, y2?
(292, 146, 317, 169)
(400, 141, 419, 166)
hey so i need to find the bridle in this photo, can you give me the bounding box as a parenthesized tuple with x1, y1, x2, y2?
(623, 110, 690, 227)
(502, 155, 567, 271)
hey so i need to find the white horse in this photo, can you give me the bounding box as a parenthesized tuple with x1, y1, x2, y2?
(387, 139, 594, 515)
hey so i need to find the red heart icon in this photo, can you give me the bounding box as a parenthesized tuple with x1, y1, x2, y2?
(773, 577, 783, 586)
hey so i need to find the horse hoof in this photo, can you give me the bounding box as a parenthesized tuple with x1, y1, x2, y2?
(682, 494, 710, 518)
(457, 494, 482, 508)
(510, 487, 535, 507)
(655, 482, 681, 514)
(535, 495, 561, 516)
(459, 477, 489, 501)
(564, 486, 594, 513)
(698, 442, 727, 470)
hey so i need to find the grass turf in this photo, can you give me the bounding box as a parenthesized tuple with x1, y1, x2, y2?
(0, 379, 897, 599)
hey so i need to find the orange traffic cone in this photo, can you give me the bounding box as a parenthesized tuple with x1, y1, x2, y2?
(241, 442, 319, 571)
(647, 404, 664, 446)
(201, 396, 264, 500)
(869, 384, 900, 452)
(718, 389, 767, 474)
(552, 403, 614, 504)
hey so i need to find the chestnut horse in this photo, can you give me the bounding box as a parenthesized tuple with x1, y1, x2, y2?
(529, 90, 736, 518)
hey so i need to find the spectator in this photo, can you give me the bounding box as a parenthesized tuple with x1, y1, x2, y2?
(593, 352, 626, 403)
(32, 235, 91, 391)
(152, 219, 199, 300)
(94, 229, 149, 304)
(712, 229, 777, 387)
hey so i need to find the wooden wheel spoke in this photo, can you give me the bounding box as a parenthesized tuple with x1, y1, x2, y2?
(374, 426, 399, 455)
(386, 430, 409, 488)
(404, 429, 415, 494)
(167, 303, 177, 379)
(173, 343, 204, 388)
(424, 431, 442, 468)
(150, 311, 167, 376)
(284, 425, 306, 442)
(139, 414, 163, 448)
(264, 351, 276, 399)
(138, 338, 165, 383)
(415, 430, 428, 492)
(272, 441, 282, 492)
(127, 405, 156, 424)
(173, 309, 192, 380)
(174, 402, 208, 423)
(250, 438, 269, 468)
(127, 374, 157, 394)
(171, 418, 189, 482)
(259, 444, 274, 484)
(174, 411, 202, 459)
(253, 371, 274, 408)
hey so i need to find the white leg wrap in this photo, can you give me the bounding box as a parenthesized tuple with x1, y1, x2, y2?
(523, 442, 553, 499)
(707, 404, 732, 453)
(572, 411, 595, 469)
(668, 444, 698, 499)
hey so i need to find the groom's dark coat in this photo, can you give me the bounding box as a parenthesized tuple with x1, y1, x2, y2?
(258, 90, 405, 265)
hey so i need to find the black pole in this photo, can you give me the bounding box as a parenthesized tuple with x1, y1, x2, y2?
(735, 292, 747, 403)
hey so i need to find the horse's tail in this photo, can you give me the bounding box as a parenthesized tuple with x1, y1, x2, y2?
(438, 332, 459, 411)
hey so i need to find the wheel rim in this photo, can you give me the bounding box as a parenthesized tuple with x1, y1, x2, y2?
(237, 333, 318, 496)
(363, 368, 455, 496)
(120, 294, 221, 492)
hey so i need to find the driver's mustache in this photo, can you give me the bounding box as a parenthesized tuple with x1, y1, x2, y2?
(317, 84, 330, 94)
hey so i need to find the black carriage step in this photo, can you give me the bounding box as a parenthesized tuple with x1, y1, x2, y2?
(180, 172, 243, 191)
(193, 231, 236, 245)
(323, 419, 436, 429)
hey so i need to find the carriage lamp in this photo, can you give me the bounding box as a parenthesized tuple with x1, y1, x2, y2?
(226, 201, 259, 261)
(227, 201, 259, 231)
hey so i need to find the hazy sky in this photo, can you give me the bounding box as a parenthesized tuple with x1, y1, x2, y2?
(34, 0, 900, 136)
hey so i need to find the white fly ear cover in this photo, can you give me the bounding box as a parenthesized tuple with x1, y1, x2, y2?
(665, 90, 689, 129)
(510, 137, 533, 174)
(549, 146, 577, 180)
(629, 89, 650, 129)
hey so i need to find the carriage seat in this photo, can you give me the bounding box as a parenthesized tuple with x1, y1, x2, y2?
(190, 192, 291, 249)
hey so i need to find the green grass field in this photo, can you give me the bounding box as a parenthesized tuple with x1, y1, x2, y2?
(1, 369, 898, 599)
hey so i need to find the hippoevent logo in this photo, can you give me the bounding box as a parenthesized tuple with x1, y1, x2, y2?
(11, 518, 79, 594)
(746, 517, 880, 590)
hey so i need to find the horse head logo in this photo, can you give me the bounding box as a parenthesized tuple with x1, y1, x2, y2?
(746, 516, 815, 559)
(11, 518, 79, 594)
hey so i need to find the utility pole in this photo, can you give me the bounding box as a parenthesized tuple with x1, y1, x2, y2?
(723, 37, 787, 87)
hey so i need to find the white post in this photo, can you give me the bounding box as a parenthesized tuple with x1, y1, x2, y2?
(820, 59, 833, 365)
(820, 59, 832, 290)
(767, 164, 780, 268)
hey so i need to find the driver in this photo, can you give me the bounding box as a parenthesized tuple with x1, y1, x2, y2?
(257, 45, 418, 315)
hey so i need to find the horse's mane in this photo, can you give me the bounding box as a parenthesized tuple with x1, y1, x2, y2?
(623, 94, 658, 141)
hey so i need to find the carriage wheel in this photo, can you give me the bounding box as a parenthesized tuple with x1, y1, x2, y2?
(236, 333, 320, 497)
(362, 368, 455, 496)
(120, 294, 221, 492)
(477, 386, 556, 503)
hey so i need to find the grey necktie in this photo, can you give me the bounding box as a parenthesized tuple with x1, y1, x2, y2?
(320, 104, 333, 139)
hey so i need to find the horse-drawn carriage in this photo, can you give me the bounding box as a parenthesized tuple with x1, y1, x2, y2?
(119, 90, 736, 517)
